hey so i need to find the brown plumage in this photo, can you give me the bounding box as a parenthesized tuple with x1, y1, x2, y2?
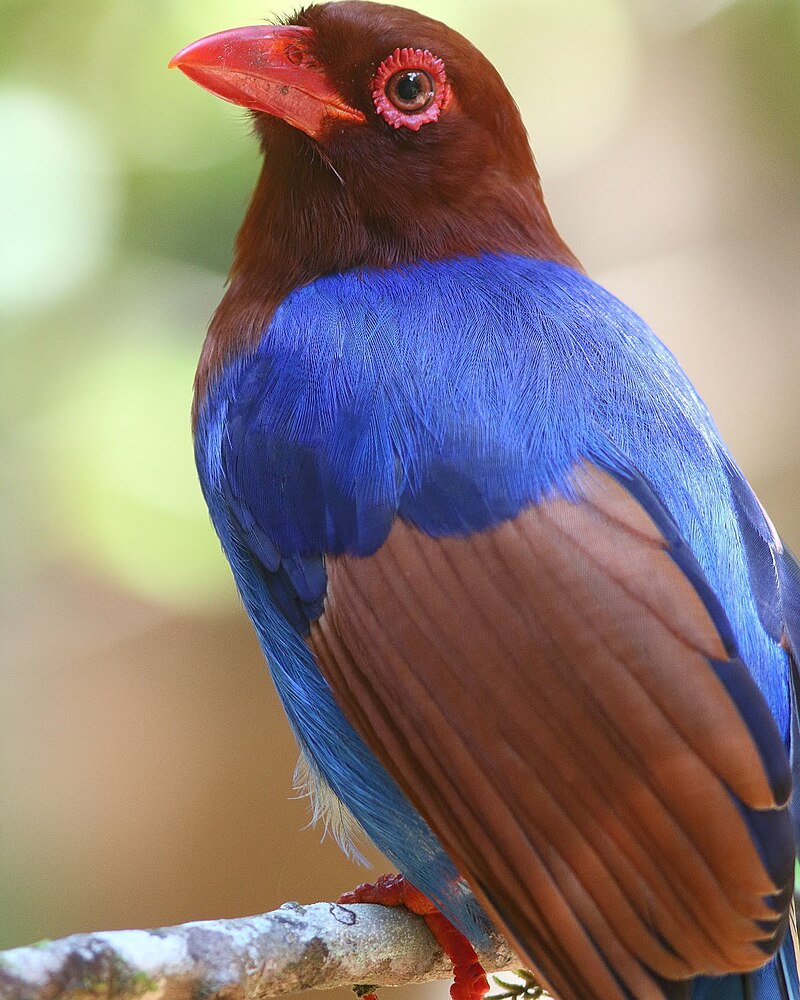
(311, 465, 787, 1000)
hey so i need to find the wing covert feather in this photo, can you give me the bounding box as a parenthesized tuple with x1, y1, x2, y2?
(309, 464, 794, 1000)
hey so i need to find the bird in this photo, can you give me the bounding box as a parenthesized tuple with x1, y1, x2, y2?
(169, 3, 800, 998)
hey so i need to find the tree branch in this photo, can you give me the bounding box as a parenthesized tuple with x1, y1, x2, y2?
(0, 901, 520, 1000)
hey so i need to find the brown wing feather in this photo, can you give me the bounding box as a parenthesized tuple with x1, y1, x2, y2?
(309, 464, 785, 1000)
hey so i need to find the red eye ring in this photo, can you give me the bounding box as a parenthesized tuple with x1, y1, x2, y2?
(372, 47, 452, 131)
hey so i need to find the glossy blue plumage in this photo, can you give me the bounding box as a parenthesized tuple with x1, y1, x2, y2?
(195, 253, 799, 997)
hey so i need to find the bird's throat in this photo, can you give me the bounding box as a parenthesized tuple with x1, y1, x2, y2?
(192, 127, 578, 418)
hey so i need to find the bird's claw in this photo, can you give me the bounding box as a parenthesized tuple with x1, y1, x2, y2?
(338, 874, 489, 1000)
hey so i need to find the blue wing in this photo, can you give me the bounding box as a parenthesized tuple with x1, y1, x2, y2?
(719, 454, 800, 844)
(195, 253, 799, 999)
(620, 452, 800, 1000)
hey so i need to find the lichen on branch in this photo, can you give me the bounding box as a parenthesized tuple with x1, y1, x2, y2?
(0, 900, 518, 1000)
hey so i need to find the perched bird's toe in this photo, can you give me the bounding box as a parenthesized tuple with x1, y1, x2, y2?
(338, 874, 489, 1000)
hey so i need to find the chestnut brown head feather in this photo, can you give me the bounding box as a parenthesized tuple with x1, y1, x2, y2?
(192, 0, 579, 407)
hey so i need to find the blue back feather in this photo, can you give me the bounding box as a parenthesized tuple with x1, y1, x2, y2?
(195, 253, 799, 990)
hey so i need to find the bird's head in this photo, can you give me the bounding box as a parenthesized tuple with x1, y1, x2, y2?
(171, 1, 578, 394)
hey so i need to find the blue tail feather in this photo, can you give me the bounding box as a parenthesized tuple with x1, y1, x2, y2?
(691, 927, 800, 999)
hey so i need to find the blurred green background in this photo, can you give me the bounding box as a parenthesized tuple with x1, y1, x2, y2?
(2, 0, 800, 998)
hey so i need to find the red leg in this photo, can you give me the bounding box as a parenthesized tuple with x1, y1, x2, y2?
(339, 874, 489, 1000)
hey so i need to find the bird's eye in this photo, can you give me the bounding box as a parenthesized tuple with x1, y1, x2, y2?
(372, 48, 452, 131)
(386, 70, 435, 114)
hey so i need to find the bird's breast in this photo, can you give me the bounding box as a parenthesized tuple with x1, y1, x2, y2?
(210, 256, 619, 556)
(200, 255, 719, 559)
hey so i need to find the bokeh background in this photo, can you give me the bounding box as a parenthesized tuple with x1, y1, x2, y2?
(2, 0, 800, 998)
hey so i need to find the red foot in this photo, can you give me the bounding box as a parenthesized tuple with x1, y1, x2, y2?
(338, 874, 489, 1000)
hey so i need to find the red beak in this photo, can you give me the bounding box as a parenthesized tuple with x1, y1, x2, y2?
(169, 25, 366, 140)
